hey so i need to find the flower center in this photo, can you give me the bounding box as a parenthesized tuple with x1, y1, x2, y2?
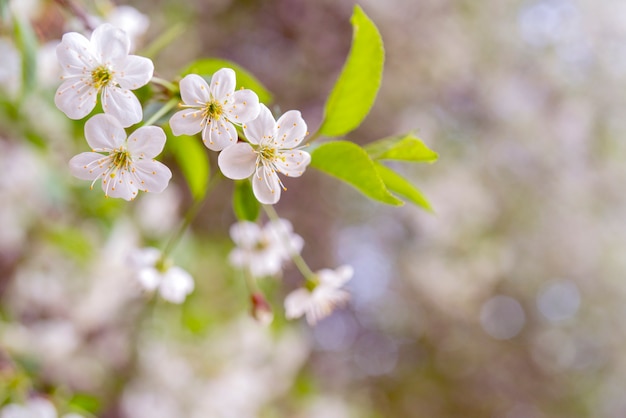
(259, 145, 277, 161)
(204, 100, 223, 121)
(91, 65, 113, 90)
(110, 149, 131, 176)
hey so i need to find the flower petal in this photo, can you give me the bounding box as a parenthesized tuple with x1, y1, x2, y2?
(54, 78, 98, 120)
(115, 54, 154, 90)
(210, 68, 236, 100)
(224, 89, 260, 124)
(102, 168, 138, 200)
(133, 159, 172, 193)
(275, 110, 308, 148)
(179, 74, 210, 105)
(218, 142, 257, 179)
(101, 86, 142, 127)
(137, 267, 161, 291)
(229, 221, 262, 248)
(91, 23, 130, 63)
(84, 113, 126, 150)
(252, 165, 281, 204)
(56, 32, 98, 75)
(202, 119, 238, 151)
(243, 104, 275, 145)
(169, 108, 204, 136)
(69, 152, 111, 180)
(159, 266, 194, 303)
(127, 126, 166, 158)
(318, 265, 354, 288)
(274, 149, 311, 178)
(284, 288, 311, 319)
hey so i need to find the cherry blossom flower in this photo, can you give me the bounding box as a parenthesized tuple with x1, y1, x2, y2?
(55, 23, 154, 127)
(69, 114, 171, 201)
(284, 265, 353, 325)
(218, 104, 310, 204)
(128, 248, 194, 304)
(0, 397, 83, 418)
(169, 69, 260, 151)
(229, 219, 304, 278)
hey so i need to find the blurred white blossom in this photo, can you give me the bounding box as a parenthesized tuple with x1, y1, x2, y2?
(285, 265, 353, 325)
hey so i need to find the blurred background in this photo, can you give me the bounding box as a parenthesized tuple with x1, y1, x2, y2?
(2, 0, 626, 417)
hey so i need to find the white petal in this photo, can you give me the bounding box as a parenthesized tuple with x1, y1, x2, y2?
(69, 152, 110, 180)
(84, 113, 126, 150)
(54, 78, 98, 120)
(56, 32, 98, 75)
(101, 86, 142, 127)
(159, 266, 194, 303)
(133, 160, 172, 193)
(249, 253, 283, 278)
(243, 104, 275, 145)
(252, 166, 281, 204)
(102, 168, 138, 200)
(25, 398, 57, 418)
(275, 110, 308, 148)
(128, 247, 161, 269)
(318, 265, 354, 288)
(202, 119, 238, 151)
(274, 149, 311, 178)
(179, 74, 210, 105)
(224, 89, 260, 124)
(115, 54, 154, 90)
(284, 288, 311, 319)
(218, 142, 257, 180)
(210, 68, 236, 100)
(127, 126, 166, 158)
(137, 267, 161, 291)
(169, 108, 204, 136)
(91, 23, 130, 62)
(229, 221, 262, 248)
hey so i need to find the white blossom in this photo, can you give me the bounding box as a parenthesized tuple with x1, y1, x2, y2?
(218, 104, 310, 204)
(229, 219, 304, 278)
(129, 248, 195, 304)
(169, 69, 261, 151)
(0, 398, 83, 418)
(55, 23, 154, 127)
(284, 265, 353, 325)
(69, 114, 171, 201)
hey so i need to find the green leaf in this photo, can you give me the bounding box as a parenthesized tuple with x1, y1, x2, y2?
(233, 180, 260, 221)
(365, 134, 438, 163)
(182, 58, 273, 104)
(13, 16, 38, 95)
(310, 140, 403, 206)
(374, 163, 433, 212)
(317, 5, 384, 137)
(166, 132, 210, 200)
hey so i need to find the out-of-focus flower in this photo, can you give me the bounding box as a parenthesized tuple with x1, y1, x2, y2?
(129, 248, 194, 304)
(169, 69, 260, 151)
(55, 23, 154, 127)
(285, 265, 353, 325)
(0, 38, 21, 98)
(228, 219, 304, 278)
(218, 104, 310, 204)
(69, 114, 171, 201)
(105, 5, 150, 51)
(0, 397, 83, 418)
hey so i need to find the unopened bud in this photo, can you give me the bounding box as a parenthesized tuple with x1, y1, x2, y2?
(251, 292, 273, 326)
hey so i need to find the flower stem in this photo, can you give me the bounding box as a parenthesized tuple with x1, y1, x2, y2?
(142, 98, 178, 127)
(161, 176, 220, 261)
(262, 204, 316, 281)
(151, 77, 179, 93)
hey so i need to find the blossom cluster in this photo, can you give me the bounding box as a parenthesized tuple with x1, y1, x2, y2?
(54, 20, 351, 323)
